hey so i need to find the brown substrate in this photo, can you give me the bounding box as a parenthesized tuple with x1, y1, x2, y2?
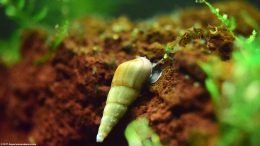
(0, 1, 259, 146)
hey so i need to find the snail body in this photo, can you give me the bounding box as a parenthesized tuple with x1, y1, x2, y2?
(96, 57, 152, 142)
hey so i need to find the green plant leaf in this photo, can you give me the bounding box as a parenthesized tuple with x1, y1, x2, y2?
(50, 20, 69, 49)
(0, 0, 8, 5)
(205, 78, 220, 104)
(32, 7, 48, 22)
(17, 0, 25, 10)
(125, 118, 163, 146)
(195, 0, 236, 33)
(0, 32, 21, 65)
(5, 5, 16, 17)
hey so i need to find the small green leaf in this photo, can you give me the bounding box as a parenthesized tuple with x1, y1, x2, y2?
(226, 16, 236, 31)
(125, 127, 143, 146)
(163, 44, 173, 60)
(0, 32, 21, 65)
(50, 20, 69, 49)
(205, 78, 220, 104)
(0, 0, 8, 5)
(32, 7, 48, 22)
(125, 118, 163, 146)
(17, 0, 25, 10)
(5, 5, 16, 17)
(246, 30, 257, 44)
(195, 0, 205, 3)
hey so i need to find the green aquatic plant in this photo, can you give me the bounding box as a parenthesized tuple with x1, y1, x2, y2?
(163, 44, 172, 60)
(163, 42, 178, 60)
(49, 20, 69, 49)
(196, 1, 260, 146)
(195, 0, 236, 34)
(125, 117, 163, 146)
(0, 0, 48, 65)
(220, 32, 260, 146)
(0, 0, 131, 65)
(202, 29, 260, 146)
(0, 32, 20, 65)
(0, 0, 48, 26)
(34, 20, 69, 65)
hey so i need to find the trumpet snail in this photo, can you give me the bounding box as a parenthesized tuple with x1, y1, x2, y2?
(96, 57, 153, 142)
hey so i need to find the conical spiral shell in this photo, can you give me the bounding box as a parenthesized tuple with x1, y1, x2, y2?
(96, 57, 152, 142)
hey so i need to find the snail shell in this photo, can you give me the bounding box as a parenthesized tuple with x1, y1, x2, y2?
(96, 57, 152, 142)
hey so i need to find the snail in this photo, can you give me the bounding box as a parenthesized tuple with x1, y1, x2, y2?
(96, 57, 153, 142)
